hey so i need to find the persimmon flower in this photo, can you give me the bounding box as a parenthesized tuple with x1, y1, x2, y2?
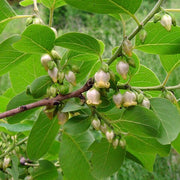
(86, 89, 101, 105)
(160, 14, 172, 31)
(116, 61, 129, 80)
(48, 67, 58, 83)
(123, 91, 137, 107)
(142, 98, 150, 109)
(57, 112, 69, 125)
(106, 131, 114, 143)
(65, 71, 76, 86)
(113, 93, 123, 108)
(41, 54, 52, 71)
(94, 70, 110, 88)
(91, 119, 101, 130)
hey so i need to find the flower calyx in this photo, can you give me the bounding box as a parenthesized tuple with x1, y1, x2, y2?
(94, 70, 110, 88)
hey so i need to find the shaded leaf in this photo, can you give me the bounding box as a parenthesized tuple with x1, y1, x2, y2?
(150, 98, 180, 145)
(41, 0, 66, 9)
(27, 111, 60, 160)
(172, 133, 180, 154)
(89, 138, 125, 179)
(32, 160, 58, 180)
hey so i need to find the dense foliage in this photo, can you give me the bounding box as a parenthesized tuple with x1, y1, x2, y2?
(0, 0, 180, 179)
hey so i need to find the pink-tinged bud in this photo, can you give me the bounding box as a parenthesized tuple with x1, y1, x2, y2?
(116, 61, 129, 80)
(160, 14, 172, 31)
(113, 93, 123, 108)
(41, 54, 52, 71)
(122, 38, 133, 57)
(100, 123, 107, 133)
(91, 119, 101, 130)
(142, 98, 150, 109)
(112, 139, 119, 149)
(48, 67, 58, 83)
(65, 71, 76, 86)
(123, 91, 137, 107)
(86, 89, 101, 105)
(51, 27, 58, 37)
(94, 70, 110, 88)
(57, 112, 69, 125)
(106, 131, 114, 143)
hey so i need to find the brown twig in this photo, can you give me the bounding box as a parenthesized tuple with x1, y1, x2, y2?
(0, 78, 94, 119)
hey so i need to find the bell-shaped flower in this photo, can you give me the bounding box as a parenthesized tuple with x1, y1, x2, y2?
(112, 139, 119, 149)
(116, 61, 129, 80)
(123, 91, 137, 107)
(57, 112, 69, 125)
(91, 119, 101, 130)
(86, 89, 101, 105)
(122, 38, 133, 56)
(94, 70, 110, 88)
(113, 92, 123, 108)
(65, 71, 76, 86)
(160, 14, 172, 31)
(106, 131, 114, 143)
(48, 67, 58, 83)
(41, 54, 52, 71)
(142, 98, 150, 109)
(100, 123, 107, 133)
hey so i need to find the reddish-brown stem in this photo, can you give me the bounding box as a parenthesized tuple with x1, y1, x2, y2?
(0, 78, 94, 119)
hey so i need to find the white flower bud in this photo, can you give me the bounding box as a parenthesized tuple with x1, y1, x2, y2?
(57, 112, 69, 125)
(119, 139, 126, 148)
(112, 139, 119, 149)
(94, 70, 110, 88)
(116, 61, 129, 80)
(142, 98, 150, 109)
(51, 27, 58, 37)
(160, 14, 172, 31)
(48, 67, 58, 83)
(41, 54, 52, 71)
(106, 131, 114, 143)
(86, 89, 101, 105)
(65, 71, 76, 86)
(100, 123, 107, 133)
(3, 157, 10, 169)
(91, 119, 101, 130)
(113, 93, 123, 108)
(123, 91, 137, 107)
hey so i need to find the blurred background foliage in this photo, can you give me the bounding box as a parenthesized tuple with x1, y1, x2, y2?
(0, 0, 180, 179)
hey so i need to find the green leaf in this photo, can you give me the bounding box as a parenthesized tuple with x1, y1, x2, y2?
(135, 22, 180, 54)
(89, 138, 125, 179)
(13, 24, 56, 54)
(20, 0, 41, 6)
(126, 149, 156, 171)
(0, 36, 30, 76)
(0, 96, 10, 113)
(130, 65, 160, 87)
(7, 91, 39, 124)
(64, 0, 142, 15)
(32, 160, 58, 180)
(55, 32, 101, 55)
(41, 0, 66, 9)
(0, 0, 16, 34)
(111, 106, 160, 138)
(10, 55, 46, 94)
(0, 122, 32, 134)
(27, 111, 60, 160)
(59, 131, 95, 180)
(30, 75, 53, 98)
(159, 54, 180, 72)
(150, 98, 180, 145)
(125, 135, 170, 157)
(172, 133, 180, 154)
(63, 115, 91, 135)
